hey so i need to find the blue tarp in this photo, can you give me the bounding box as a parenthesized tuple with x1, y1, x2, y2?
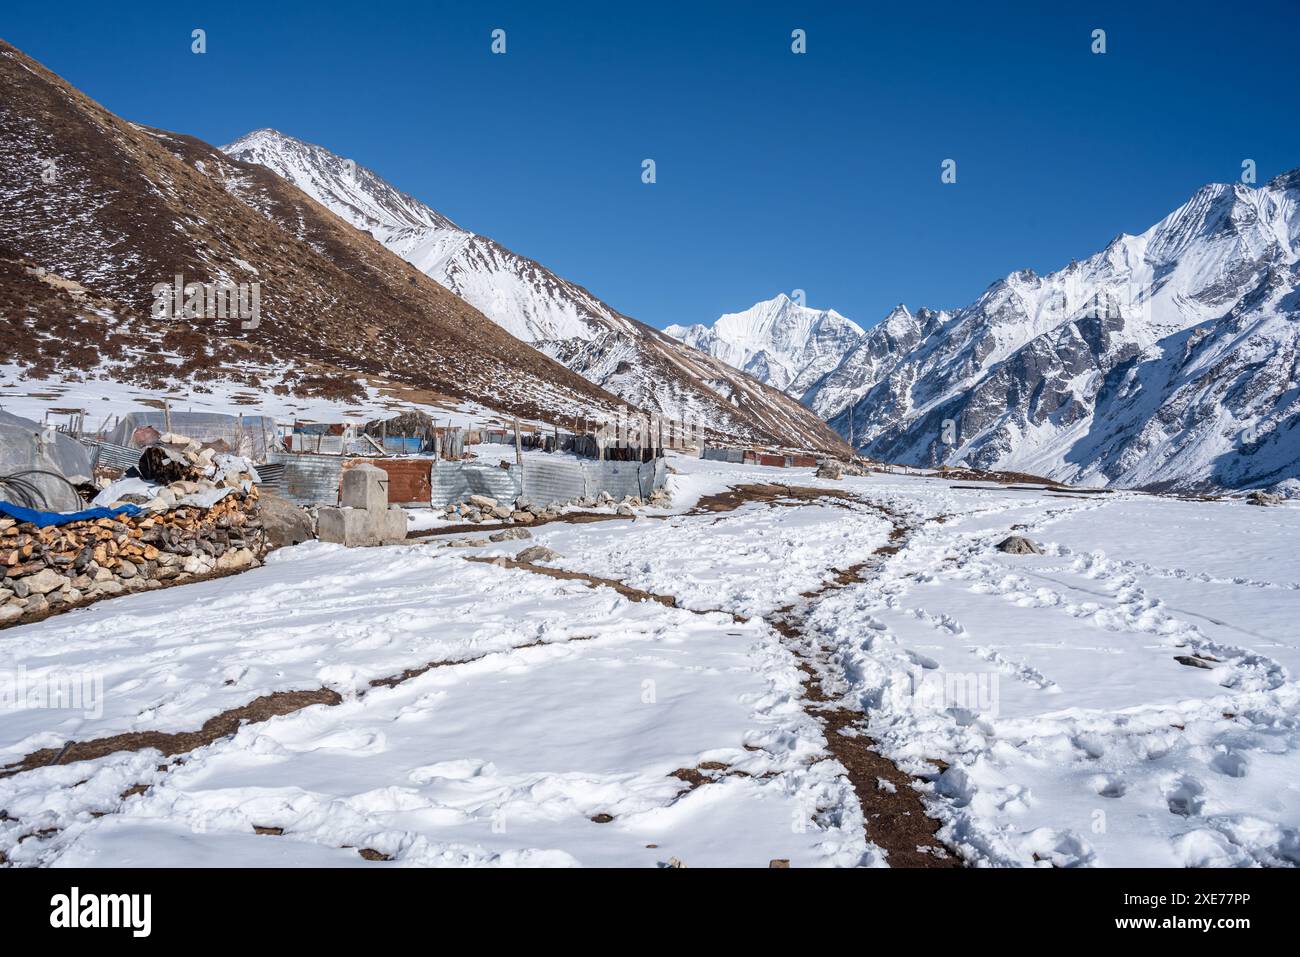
(0, 500, 142, 528)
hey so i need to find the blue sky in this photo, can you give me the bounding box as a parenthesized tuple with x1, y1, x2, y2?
(5, 1, 1298, 330)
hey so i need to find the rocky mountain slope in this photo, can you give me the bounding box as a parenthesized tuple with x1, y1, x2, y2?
(813, 172, 1300, 492)
(0, 40, 630, 428)
(664, 293, 864, 398)
(223, 130, 847, 453)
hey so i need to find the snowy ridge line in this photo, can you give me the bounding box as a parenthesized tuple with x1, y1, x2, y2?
(814, 169, 1300, 493)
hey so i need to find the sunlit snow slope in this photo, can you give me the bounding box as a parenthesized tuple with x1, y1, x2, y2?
(809, 171, 1300, 492)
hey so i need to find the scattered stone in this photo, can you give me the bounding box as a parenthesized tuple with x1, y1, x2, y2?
(444, 537, 488, 548)
(258, 490, 315, 547)
(768, 859, 790, 868)
(1246, 491, 1283, 506)
(489, 527, 532, 543)
(490, 505, 512, 520)
(516, 545, 561, 564)
(996, 535, 1042, 555)
(616, 504, 634, 517)
(816, 462, 843, 480)
(468, 494, 498, 510)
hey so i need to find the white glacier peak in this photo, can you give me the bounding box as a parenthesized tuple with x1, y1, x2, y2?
(665, 293, 865, 398)
(802, 169, 1300, 492)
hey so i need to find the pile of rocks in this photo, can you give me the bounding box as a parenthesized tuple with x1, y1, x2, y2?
(1, 442, 268, 627)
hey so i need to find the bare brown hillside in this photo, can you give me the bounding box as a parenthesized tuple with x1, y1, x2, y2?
(0, 39, 627, 425)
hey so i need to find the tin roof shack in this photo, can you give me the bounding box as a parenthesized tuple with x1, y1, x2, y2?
(699, 444, 819, 469)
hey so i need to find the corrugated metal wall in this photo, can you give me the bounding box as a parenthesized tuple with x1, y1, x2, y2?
(268, 454, 664, 508)
(429, 461, 522, 507)
(264, 451, 345, 506)
(463, 463, 523, 503)
(701, 447, 746, 464)
(581, 460, 645, 500)
(82, 439, 142, 472)
(521, 458, 587, 504)
(429, 460, 471, 507)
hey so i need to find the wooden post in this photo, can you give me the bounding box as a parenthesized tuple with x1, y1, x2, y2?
(513, 417, 523, 466)
(163, 399, 172, 436)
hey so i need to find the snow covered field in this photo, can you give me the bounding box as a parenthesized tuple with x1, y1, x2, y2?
(2, 455, 1297, 867)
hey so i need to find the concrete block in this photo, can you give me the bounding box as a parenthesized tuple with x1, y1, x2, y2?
(317, 506, 377, 547)
(378, 506, 407, 545)
(342, 463, 389, 512)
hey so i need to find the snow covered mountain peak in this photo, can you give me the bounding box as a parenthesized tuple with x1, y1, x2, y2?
(813, 167, 1300, 492)
(666, 293, 865, 397)
(224, 129, 458, 234)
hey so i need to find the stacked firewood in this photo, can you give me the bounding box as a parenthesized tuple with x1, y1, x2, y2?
(1, 457, 267, 627)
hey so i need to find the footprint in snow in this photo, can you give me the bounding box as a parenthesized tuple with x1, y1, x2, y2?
(1088, 774, 1126, 798)
(1163, 775, 1206, 817)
